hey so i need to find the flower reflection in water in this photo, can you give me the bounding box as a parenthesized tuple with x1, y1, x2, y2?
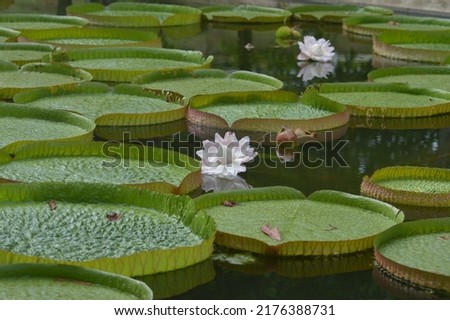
(297, 61, 335, 81)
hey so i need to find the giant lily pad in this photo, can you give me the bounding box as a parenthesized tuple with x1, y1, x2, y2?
(0, 27, 20, 42)
(0, 14, 88, 31)
(361, 166, 450, 220)
(201, 5, 292, 24)
(17, 27, 161, 49)
(373, 30, 450, 64)
(66, 2, 201, 27)
(305, 82, 450, 117)
(45, 47, 213, 82)
(187, 90, 349, 142)
(14, 82, 186, 126)
(0, 182, 215, 276)
(374, 218, 450, 292)
(343, 15, 450, 36)
(0, 61, 92, 99)
(134, 69, 283, 100)
(0, 141, 201, 194)
(194, 186, 403, 256)
(0, 43, 54, 66)
(368, 66, 450, 93)
(289, 4, 392, 23)
(0, 103, 95, 154)
(0, 263, 152, 300)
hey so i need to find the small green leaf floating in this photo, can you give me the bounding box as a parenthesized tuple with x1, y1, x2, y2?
(0, 14, 88, 31)
(0, 141, 201, 195)
(0, 264, 153, 300)
(0, 103, 95, 154)
(194, 186, 403, 256)
(374, 218, 450, 292)
(0, 183, 215, 276)
(134, 69, 283, 100)
(289, 4, 392, 23)
(44, 47, 213, 82)
(306, 82, 450, 117)
(14, 82, 186, 126)
(66, 2, 202, 27)
(201, 4, 292, 23)
(0, 61, 92, 99)
(0, 43, 55, 66)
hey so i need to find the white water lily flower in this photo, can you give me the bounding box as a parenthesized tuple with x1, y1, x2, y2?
(297, 61, 335, 81)
(297, 36, 335, 62)
(196, 132, 257, 178)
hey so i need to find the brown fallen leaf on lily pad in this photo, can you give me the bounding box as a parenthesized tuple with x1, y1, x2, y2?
(261, 224, 281, 241)
(48, 200, 57, 211)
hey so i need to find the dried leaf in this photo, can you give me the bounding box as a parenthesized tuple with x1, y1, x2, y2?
(48, 200, 57, 211)
(106, 212, 122, 221)
(261, 224, 281, 241)
(222, 200, 237, 207)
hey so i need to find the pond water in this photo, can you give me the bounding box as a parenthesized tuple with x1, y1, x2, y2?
(4, 1, 450, 300)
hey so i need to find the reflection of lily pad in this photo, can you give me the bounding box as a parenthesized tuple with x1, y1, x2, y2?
(14, 83, 186, 126)
(45, 47, 213, 82)
(368, 66, 450, 92)
(134, 69, 283, 100)
(0, 14, 87, 31)
(0, 61, 92, 99)
(135, 259, 215, 299)
(306, 82, 450, 117)
(66, 2, 201, 27)
(373, 31, 450, 64)
(361, 166, 450, 220)
(0, 141, 201, 194)
(0, 183, 215, 276)
(187, 90, 348, 142)
(17, 27, 160, 48)
(0, 263, 152, 300)
(0, 43, 54, 66)
(194, 186, 403, 256)
(343, 15, 450, 36)
(201, 5, 292, 23)
(289, 4, 392, 23)
(349, 113, 450, 130)
(374, 218, 450, 292)
(0, 103, 95, 154)
(0, 27, 20, 42)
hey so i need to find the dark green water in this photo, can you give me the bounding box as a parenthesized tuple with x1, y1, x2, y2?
(5, 1, 449, 300)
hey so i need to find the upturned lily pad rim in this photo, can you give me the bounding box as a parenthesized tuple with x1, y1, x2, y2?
(0, 182, 216, 276)
(361, 166, 450, 207)
(0, 141, 201, 195)
(16, 27, 160, 48)
(201, 4, 292, 23)
(368, 65, 450, 83)
(194, 186, 403, 256)
(0, 102, 95, 154)
(187, 90, 349, 133)
(343, 14, 450, 36)
(0, 263, 153, 300)
(305, 82, 450, 117)
(374, 218, 450, 291)
(13, 82, 187, 126)
(66, 2, 202, 27)
(0, 13, 88, 29)
(0, 27, 21, 39)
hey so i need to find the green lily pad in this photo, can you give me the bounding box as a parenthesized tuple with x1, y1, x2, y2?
(368, 66, 450, 93)
(45, 47, 213, 82)
(0, 43, 54, 66)
(361, 166, 450, 220)
(0, 102, 95, 154)
(0, 27, 20, 42)
(13, 82, 186, 126)
(0, 183, 215, 276)
(373, 30, 450, 64)
(66, 2, 201, 27)
(343, 15, 450, 36)
(0, 14, 88, 31)
(289, 4, 392, 23)
(374, 218, 450, 292)
(306, 82, 450, 117)
(0, 263, 152, 300)
(194, 186, 403, 256)
(0, 61, 92, 99)
(0, 141, 201, 194)
(187, 90, 348, 142)
(17, 27, 161, 49)
(201, 5, 292, 23)
(134, 69, 283, 100)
